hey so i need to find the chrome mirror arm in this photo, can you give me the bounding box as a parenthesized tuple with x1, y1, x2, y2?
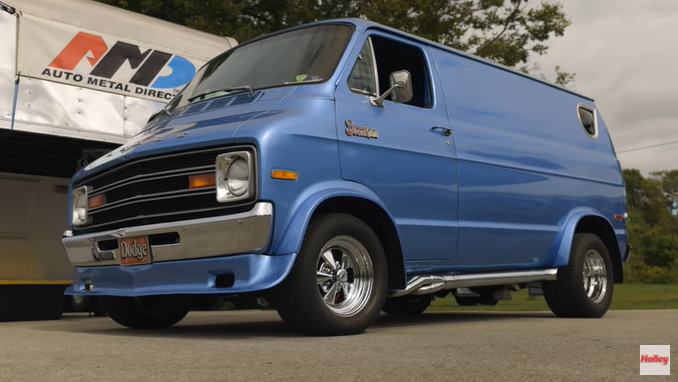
(369, 82, 403, 107)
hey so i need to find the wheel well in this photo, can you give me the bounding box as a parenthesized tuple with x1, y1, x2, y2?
(313, 197, 406, 290)
(575, 216, 623, 284)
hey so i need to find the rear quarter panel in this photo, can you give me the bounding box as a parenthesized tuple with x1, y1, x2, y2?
(429, 46, 626, 269)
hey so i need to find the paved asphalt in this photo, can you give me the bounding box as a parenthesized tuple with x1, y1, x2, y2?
(0, 309, 675, 381)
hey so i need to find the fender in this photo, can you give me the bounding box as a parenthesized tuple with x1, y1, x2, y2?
(549, 207, 617, 268)
(272, 179, 399, 256)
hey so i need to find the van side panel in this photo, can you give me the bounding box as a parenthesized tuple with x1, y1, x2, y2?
(430, 47, 625, 270)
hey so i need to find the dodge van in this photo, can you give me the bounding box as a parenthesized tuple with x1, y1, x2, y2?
(61, 18, 631, 336)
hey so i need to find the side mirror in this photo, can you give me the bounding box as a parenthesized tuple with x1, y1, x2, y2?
(389, 70, 413, 104)
(369, 70, 413, 107)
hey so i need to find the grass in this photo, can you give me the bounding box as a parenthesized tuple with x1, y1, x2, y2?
(428, 284, 678, 312)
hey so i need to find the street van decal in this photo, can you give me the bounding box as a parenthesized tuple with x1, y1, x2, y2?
(345, 119, 379, 139)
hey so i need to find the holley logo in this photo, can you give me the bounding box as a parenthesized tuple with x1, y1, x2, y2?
(640, 345, 670, 375)
(41, 31, 196, 101)
(641, 355, 669, 365)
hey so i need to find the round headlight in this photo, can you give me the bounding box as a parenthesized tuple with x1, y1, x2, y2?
(226, 158, 249, 197)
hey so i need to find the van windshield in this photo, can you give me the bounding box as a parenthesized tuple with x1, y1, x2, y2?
(164, 24, 355, 111)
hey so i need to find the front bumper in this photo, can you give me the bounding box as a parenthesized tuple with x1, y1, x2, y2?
(65, 253, 297, 297)
(61, 202, 273, 267)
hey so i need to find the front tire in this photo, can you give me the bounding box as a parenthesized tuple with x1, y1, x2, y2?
(68, 295, 107, 316)
(271, 213, 388, 336)
(102, 296, 191, 329)
(542, 233, 614, 318)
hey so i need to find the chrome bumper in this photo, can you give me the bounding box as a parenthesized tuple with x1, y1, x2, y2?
(61, 202, 273, 267)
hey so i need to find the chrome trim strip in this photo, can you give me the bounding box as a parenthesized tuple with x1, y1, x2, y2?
(89, 165, 214, 196)
(84, 191, 223, 230)
(90, 188, 214, 214)
(389, 269, 559, 298)
(75, 146, 229, 188)
(62, 202, 273, 267)
(368, 37, 380, 96)
(576, 103, 598, 140)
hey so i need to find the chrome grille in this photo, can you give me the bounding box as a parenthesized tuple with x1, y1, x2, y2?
(73, 147, 256, 234)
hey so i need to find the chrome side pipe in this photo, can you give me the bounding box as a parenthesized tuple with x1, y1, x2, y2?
(389, 268, 559, 298)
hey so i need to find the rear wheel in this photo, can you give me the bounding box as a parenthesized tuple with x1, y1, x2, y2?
(382, 295, 432, 315)
(102, 296, 191, 329)
(542, 233, 614, 318)
(272, 213, 388, 336)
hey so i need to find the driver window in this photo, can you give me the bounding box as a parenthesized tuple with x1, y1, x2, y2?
(347, 34, 433, 109)
(347, 39, 378, 96)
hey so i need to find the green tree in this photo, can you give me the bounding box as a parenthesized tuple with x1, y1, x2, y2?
(651, 170, 678, 215)
(96, 0, 576, 87)
(622, 169, 678, 283)
(623, 169, 671, 226)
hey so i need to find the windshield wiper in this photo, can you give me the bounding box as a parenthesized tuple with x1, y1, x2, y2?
(187, 86, 255, 102)
(147, 108, 171, 123)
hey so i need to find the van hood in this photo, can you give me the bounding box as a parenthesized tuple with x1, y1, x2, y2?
(74, 87, 296, 182)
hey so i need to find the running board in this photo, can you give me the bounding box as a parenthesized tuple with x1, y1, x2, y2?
(388, 269, 559, 298)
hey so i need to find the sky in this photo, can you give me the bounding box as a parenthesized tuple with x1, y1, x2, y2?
(534, 0, 678, 175)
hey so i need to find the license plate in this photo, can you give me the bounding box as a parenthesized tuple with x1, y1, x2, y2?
(118, 235, 152, 265)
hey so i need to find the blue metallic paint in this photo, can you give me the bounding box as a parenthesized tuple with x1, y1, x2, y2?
(271, 180, 397, 256)
(64, 253, 297, 297)
(429, 45, 626, 270)
(549, 208, 620, 268)
(334, 31, 459, 265)
(73, 86, 297, 180)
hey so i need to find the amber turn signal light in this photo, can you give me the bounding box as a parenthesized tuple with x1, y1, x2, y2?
(189, 173, 217, 189)
(87, 194, 105, 209)
(271, 170, 298, 181)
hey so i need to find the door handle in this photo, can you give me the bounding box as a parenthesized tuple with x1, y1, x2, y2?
(431, 126, 453, 136)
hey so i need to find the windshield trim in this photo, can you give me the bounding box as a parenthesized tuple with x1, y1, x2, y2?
(203, 21, 357, 74)
(157, 22, 357, 116)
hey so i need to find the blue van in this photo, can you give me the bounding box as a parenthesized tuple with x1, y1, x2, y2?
(61, 18, 631, 336)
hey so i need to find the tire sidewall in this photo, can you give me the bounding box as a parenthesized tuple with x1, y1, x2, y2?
(570, 233, 614, 316)
(102, 296, 190, 329)
(294, 214, 388, 333)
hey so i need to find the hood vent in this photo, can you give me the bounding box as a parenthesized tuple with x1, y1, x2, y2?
(178, 91, 264, 117)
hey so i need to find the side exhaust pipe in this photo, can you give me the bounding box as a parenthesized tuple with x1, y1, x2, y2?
(389, 268, 559, 298)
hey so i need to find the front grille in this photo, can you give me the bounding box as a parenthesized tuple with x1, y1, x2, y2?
(73, 147, 256, 234)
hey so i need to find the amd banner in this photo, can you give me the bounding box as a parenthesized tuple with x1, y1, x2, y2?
(16, 14, 210, 103)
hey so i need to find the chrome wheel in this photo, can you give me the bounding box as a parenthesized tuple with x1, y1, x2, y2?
(582, 249, 607, 304)
(316, 235, 374, 317)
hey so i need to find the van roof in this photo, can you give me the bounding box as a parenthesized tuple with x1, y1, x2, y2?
(300, 18, 595, 102)
(4, 0, 238, 61)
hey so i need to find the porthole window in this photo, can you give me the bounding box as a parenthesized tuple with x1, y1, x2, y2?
(577, 105, 597, 138)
